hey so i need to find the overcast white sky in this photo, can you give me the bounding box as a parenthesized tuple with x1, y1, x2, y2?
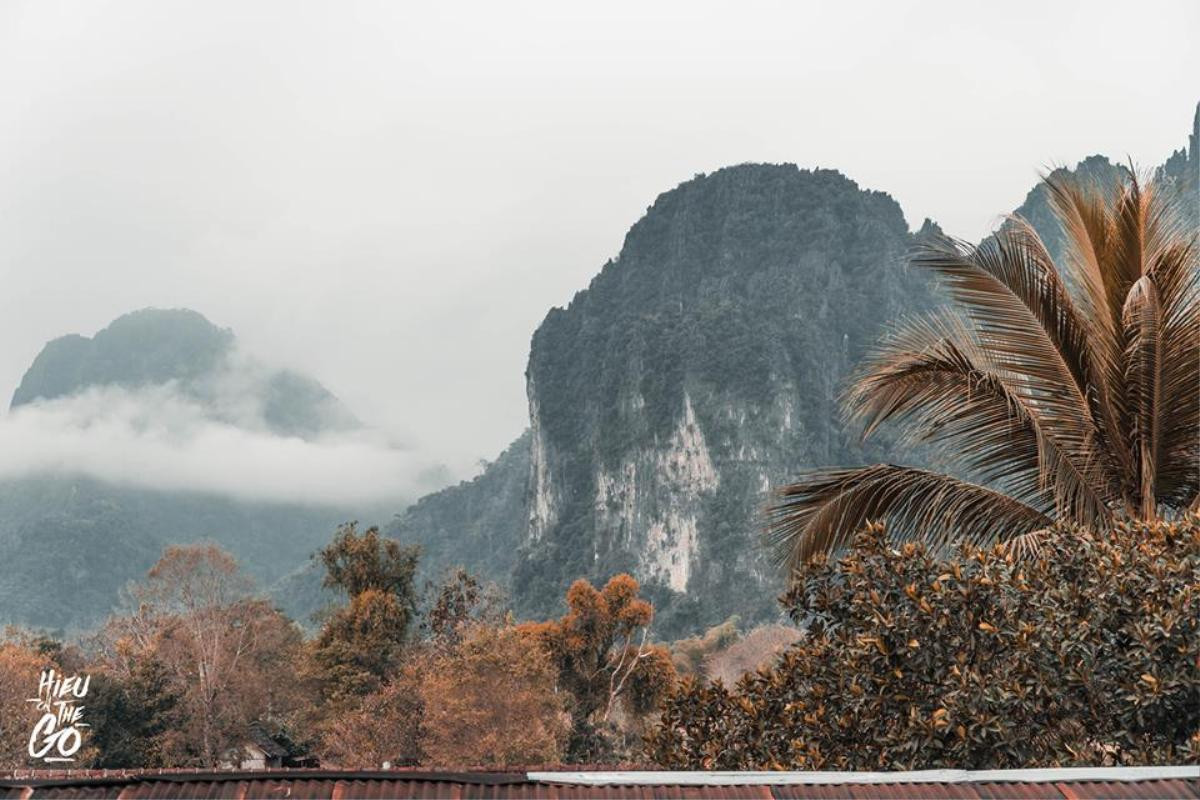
(1, 0, 1197, 481)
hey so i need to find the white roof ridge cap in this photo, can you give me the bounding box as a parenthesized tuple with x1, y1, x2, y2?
(525, 766, 1200, 785)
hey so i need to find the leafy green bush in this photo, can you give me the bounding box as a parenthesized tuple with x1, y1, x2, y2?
(646, 517, 1199, 769)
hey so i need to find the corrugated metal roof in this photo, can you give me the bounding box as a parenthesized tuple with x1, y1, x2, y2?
(1055, 780, 1200, 800)
(0, 767, 1194, 799)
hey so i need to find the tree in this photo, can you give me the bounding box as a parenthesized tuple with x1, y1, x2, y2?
(420, 568, 506, 649)
(647, 517, 1200, 769)
(318, 663, 425, 768)
(84, 659, 177, 768)
(102, 544, 305, 766)
(309, 523, 420, 705)
(519, 574, 675, 759)
(701, 625, 801, 686)
(0, 637, 50, 769)
(770, 172, 1198, 569)
(316, 568, 522, 768)
(319, 522, 420, 599)
(420, 623, 568, 766)
(670, 618, 741, 677)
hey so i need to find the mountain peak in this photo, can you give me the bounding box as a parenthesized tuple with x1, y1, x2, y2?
(10, 308, 356, 438)
(618, 164, 907, 272)
(11, 308, 234, 409)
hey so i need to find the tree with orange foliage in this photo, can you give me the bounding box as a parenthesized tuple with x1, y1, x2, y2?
(519, 574, 674, 759)
(0, 636, 51, 769)
(420, 623, 568, 766)
(309, 523, 420, 706)
(317, 662, 425, 768)
(319, 570, 558, 769)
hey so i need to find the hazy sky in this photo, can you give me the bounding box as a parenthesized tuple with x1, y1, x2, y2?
(1, 0, 1197, 482)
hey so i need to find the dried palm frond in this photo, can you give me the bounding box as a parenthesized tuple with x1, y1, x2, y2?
(844, 310, 1108, 524)
(768, 465, 1052, 572)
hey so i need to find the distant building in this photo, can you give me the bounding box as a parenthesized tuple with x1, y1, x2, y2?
(218, 725, 316, 770)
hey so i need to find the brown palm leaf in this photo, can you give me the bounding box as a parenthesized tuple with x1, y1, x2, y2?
(771, 169, 1199, 572)
(768, 465, 1052, 572)
(843, 311, 1108, 523)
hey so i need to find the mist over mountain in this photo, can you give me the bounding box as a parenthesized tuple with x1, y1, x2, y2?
(11, 308, 359, 437)
(0, 309, 429, 631)
(273, 429, 534, 626)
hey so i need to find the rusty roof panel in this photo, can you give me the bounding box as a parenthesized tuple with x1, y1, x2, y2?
(774, 784, 980, 799)
(969, 783, 1063, 799)
(773, 784, 983, 799)
(771, 785, 874, 800)
(27, 787, 125, 799)
(1057, 780, 1200, 800)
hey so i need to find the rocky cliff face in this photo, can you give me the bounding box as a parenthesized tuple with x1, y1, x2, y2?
(513, 165, 936, 634)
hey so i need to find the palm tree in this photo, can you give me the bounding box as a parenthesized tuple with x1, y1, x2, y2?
(769, 171, 1198, 573)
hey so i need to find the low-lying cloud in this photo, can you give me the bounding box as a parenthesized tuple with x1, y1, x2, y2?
(0, 384, 442, 507)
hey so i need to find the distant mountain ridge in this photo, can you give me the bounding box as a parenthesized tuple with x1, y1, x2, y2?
(12, 308, 359, 438)
(13, 308, 232, 407)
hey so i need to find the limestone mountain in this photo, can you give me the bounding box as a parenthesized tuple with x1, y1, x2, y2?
(514, 165, 937, 634)
(385, 165, 939, 637)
